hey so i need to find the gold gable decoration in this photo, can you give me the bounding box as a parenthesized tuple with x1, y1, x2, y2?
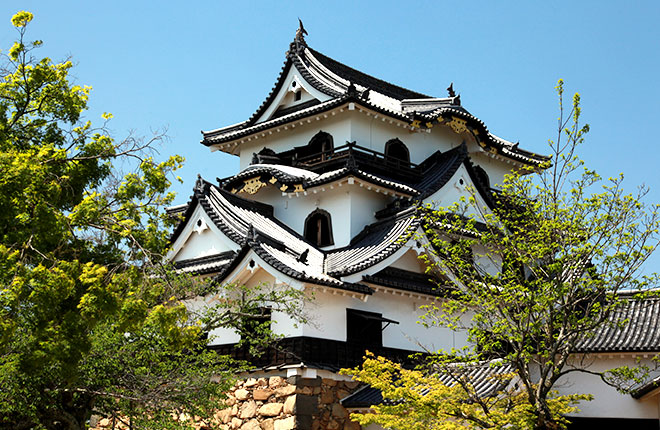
(446, 116, 468, 134)
(241, 177, 267, 195)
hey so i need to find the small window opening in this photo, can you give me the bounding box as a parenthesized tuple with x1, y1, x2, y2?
(294, 90, 302, 101)
(346, 309, 401, 347)
(385, 138, 410, 164)
(307, 131, 334, 161)
(304, 209, 333, 247)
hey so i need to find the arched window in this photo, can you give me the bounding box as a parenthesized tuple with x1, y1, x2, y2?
(304, 209, 334, 247)
(308, 131, 334, 160)
(385, 138, 410, 164)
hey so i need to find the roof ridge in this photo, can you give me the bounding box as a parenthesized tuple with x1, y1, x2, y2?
(306, 47, 432, 100)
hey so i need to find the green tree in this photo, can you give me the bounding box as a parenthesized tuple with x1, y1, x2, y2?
(0, 12, 307, 430)
(346, 81, 660, 429)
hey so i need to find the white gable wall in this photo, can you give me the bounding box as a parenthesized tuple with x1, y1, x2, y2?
(244, 182, 391, 249)
(389, 249, 426, 273)
(253, 66, 332, 125)
(422, 163, 491, 222)
(170, 205, 240, 262)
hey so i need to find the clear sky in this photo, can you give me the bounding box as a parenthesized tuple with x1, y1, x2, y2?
(2, 1, 660, 271)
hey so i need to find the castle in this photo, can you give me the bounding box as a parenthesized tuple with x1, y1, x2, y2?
(166, 26, 660, 430)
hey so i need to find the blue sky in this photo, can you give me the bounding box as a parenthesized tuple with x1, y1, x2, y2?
(2, 1, 660, 271)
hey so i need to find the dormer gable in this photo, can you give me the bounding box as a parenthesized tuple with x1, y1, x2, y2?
(253, 66, 332, 124)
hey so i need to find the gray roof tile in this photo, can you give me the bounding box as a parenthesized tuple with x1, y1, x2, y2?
(576, 297, 660, 353)
(341, 360, 515, 408)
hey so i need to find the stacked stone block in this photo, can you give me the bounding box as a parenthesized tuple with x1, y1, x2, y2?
(93, 374, 362, 430)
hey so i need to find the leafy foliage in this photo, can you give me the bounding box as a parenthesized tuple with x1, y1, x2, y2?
(347, 81, 660, 429)
(344, 353, 586, 430)
(0, 11, 307, 430)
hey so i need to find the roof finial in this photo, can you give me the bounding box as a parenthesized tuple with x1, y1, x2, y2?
(447, 82, 456, 98)
(195, 174, 205, 194)
(297, 19, 308, 38)
(294, 18, 308, 50)
(346, 81, 358, 96)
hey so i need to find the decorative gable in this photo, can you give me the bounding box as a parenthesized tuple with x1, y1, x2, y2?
(253, 66, 331, 125)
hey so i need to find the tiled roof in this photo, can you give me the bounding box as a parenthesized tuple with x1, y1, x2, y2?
(202, 96, 351, 145)
(575, 297, 660, 353)
(416, 145, 470, 200)
(220, 144, 476, 202)
(631, 372, 660, 399)
(199, 36, 547, 167)
(363, 267, 447, 297)
(341, 360, 515, 408)
(417, 106, 550, 165)
(221, 163, 419, 197)
(171, 178, 426, 295)
(306, 47, 431, 100)
(325, 207, 419, 277)
(173, 251, 237, 276)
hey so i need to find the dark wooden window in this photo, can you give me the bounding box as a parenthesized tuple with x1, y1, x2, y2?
(304, 209, 333, 247)
(385, 138, 410, 164)
(346, 309, 383, 347)
(294, 90, 302, 101)
(308, 131, 333, 160)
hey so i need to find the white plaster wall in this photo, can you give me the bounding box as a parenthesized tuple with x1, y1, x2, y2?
(472, 243, 501, 277)
(422, 164, 491, 222)
(389, 249, 426, 273)
(238, 115, 351, 170)
(301, 289, 468, 353)
(236, 109, 512, 172)
(186, 294, 241, 345)
(203, 267, 307, 345)
(348, 187, 391, 242)
(254, 67, 332, 125)
(470, 151, 518, 187)
(247, 184, 390, 249)
(170, 205, 240, 261)
(551, 356, 660, 419)
(347, 111, 463, 165)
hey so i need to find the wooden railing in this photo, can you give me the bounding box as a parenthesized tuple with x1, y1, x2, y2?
(208, 336, 422, 369)
(293, 142, 421, 183)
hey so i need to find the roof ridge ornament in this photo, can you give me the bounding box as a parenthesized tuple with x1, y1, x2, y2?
(346, 81, 358, 97)
(195, 174, 205, 194)
(294, 18, 308, 51)
(361, 87, 371, 100)
(447, 83, 456, 98)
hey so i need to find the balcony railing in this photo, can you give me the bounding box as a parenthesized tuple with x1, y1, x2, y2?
(291, 142, 422, 184)
(208, 336, 422, 369)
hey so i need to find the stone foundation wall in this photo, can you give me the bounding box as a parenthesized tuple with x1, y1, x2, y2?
(215, 375, 362, 430)
(92, 374, 362, 430)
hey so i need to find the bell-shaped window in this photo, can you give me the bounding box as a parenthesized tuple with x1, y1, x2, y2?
(308, 131, 334, 160)
(385, 138, 410, 164)
(304, 209, 334, 247)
